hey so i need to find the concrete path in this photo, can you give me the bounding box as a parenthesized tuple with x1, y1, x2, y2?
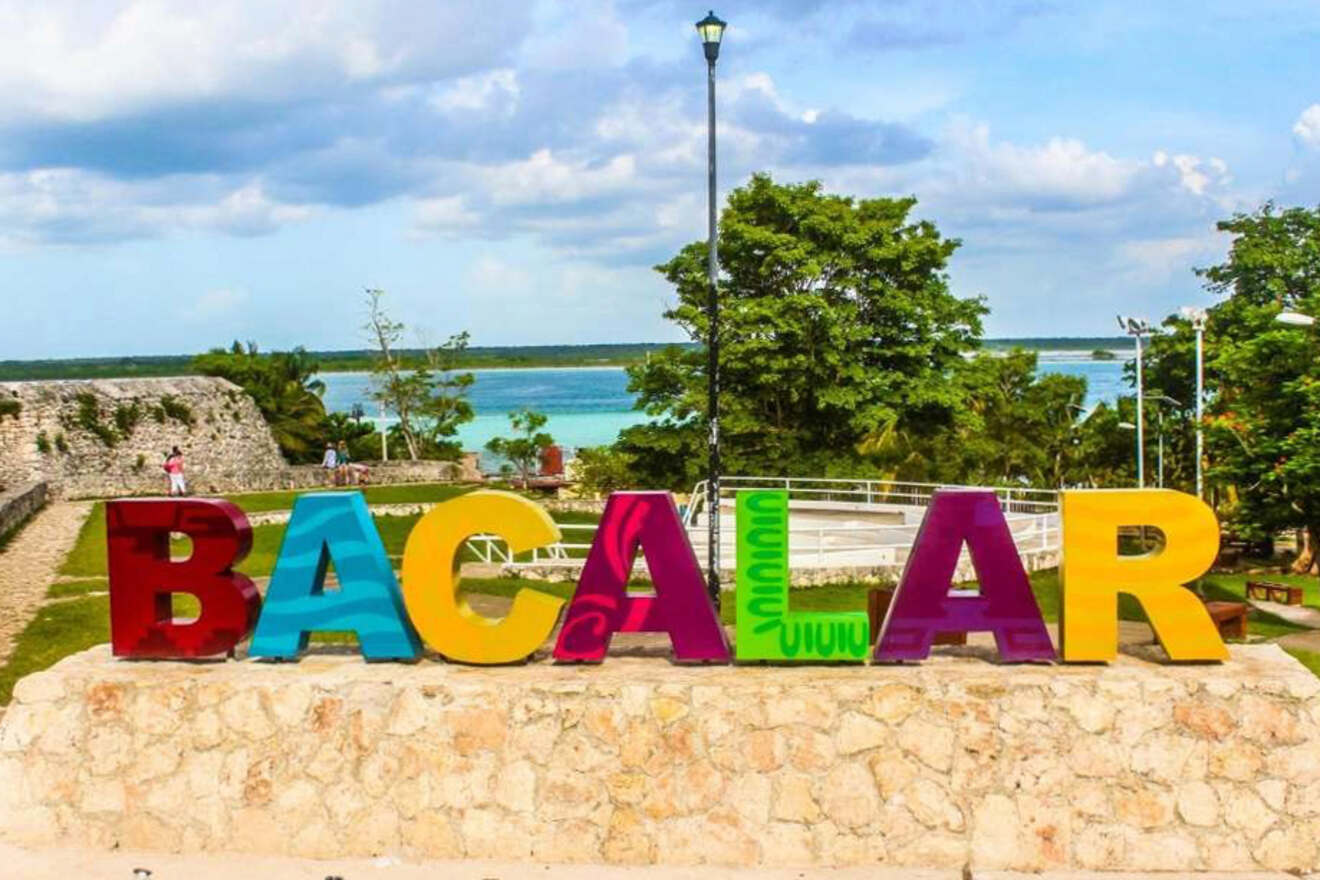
(0, 844, 1307, 880)
(1247, 598, 1320, 629)
(0, 501, 91, 664)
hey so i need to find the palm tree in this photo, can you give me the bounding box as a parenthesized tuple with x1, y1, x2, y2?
(193, 342, 328, 462)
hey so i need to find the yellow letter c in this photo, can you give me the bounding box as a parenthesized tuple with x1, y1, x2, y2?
(401, 490, 565, 664)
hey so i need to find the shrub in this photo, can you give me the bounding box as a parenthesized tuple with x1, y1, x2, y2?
(54, 432, 68, 453)
(73, 392, 117, 447)
(573, 445, 637, 497)
(158, 395, 195, 428)
(0, 397, 20, 420)
(35, 431, 50, 455)
(112, 402, 141, 437)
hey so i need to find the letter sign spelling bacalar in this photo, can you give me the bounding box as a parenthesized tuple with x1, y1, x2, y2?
(106, 487, 1229, 667)
(106, 498, 260, 658)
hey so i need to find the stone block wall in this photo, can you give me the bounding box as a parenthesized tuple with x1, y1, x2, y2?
(0, 378, 482, 498)
(0, 378, 287, 498)
(1, 644, 1319, 871)
(0, 482, 46, 541)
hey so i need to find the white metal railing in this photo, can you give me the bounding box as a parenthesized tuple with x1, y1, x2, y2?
(681, 475, 1059, 528)
(463, 475, 1060, 571)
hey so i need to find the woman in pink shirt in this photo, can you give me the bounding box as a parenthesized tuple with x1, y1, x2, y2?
(163, 447, 187, 496)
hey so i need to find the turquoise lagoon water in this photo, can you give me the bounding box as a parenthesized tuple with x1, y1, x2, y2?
(321, 355, 1129, 456)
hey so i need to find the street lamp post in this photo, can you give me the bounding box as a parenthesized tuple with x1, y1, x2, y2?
(1151, 395, 1181, 489)
(696, 10, 727, 608)
(1117, 316, 1152, 488)
(1180, 307, 1208, 499)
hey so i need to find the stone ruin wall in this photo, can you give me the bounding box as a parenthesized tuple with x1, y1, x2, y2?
(0, 378, 483, 499)
(0, 377, 289, 498)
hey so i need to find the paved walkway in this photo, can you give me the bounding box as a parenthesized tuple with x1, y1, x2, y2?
(0, 844, 1308, 880)
(1248, 597, 1320, 628)
(0, 502, 91, 664)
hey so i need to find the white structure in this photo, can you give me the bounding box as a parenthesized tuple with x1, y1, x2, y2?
(466, 476, 1060, 584)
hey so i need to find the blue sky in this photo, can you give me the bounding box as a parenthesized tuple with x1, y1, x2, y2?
(3, 0, 1320, 358)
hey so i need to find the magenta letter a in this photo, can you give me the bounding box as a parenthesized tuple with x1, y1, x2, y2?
(875, 490, 1055, 662)
(554, 492, 730, 663)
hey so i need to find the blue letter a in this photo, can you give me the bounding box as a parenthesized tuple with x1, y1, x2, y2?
(250, 493, 420, 660)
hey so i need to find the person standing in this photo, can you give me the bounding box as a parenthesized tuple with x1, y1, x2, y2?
(164, 446, 187, 496)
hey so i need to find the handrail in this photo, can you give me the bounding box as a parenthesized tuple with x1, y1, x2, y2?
(468, 476, 1062, 570)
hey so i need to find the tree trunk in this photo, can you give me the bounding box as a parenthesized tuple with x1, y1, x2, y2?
(1291, 524, 1320, 574)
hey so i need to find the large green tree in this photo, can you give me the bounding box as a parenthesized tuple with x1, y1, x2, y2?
(618, 174, 986, 489)
(1194, 204, 1320, 570)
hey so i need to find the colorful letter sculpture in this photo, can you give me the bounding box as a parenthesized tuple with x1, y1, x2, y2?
(107, 498, 261, 658)
(1060, 489, 1227, 662)
(735, 490, 870, 661)
(554, 492, 730, 662)
(873, 490, 1056, 662)
(249, 493, 420, 660)
(402, 490, 566, 664)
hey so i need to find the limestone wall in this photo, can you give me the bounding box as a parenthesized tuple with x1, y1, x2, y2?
(0, 379, 481, 498)
(0, 482, 46, 541)
(1, 644, 1319, 871)
(0, 378, 287, 498)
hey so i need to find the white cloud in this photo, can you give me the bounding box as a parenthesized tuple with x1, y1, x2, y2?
(1294, 104, 1320, 149)
(940, 120, 1141, 208)
(428, 69, 520, 115)
(0, 168, 317, 247)
(481, 149, 640, 206)
(411, 195, 480, 235)
(0, 1, 531, 123)
(1115, 233, 1226, 284)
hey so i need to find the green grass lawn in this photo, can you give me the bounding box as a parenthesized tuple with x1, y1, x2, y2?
(0, 596, 109, 705)
(46, 578, 108, 599)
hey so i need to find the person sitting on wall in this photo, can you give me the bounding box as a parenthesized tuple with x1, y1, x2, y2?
(335, 440, 370, 486)
(321, 443, 338, 485)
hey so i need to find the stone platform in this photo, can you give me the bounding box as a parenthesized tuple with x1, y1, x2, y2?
(1, 645, 1319, 873)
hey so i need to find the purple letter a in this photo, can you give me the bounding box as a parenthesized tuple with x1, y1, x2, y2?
(875, 490, 1055, 662)
(554, 492, 730, 663)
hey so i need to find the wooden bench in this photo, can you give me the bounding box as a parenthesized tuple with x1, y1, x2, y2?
(1245, 580, 1305, 605)
(868, 588, 967, 646)
(1202, 601, 1249, 640)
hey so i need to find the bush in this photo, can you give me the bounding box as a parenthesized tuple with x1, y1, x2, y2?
(35, 431, 50, 455)
(573, 445, 637, 497)
(73, 392, 117, 447)
(112, 402, 141, 437)
(158, 395, 195, 428)
(0, 397, 20, 420)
